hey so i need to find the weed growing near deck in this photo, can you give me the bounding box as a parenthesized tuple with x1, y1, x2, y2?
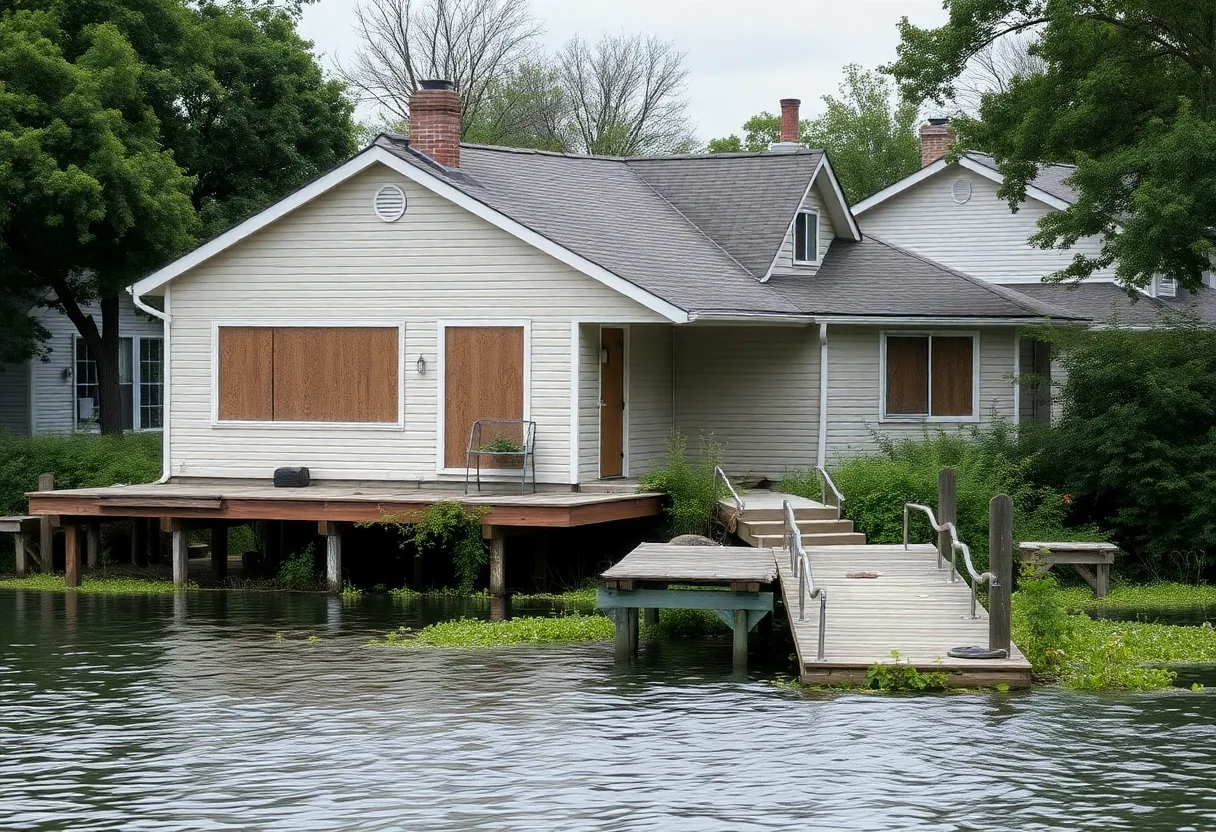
(373, 613, 613, 647)
(864, 651, 950, 691)
(638, 433, 727, 538)
(278, 546, 319, 590)
(511, 584, 597, 606)
(0, 575, 188, 593)
(1059, 583, 1216, 616)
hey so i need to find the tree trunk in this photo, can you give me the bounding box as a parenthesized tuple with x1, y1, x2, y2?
(95, 295, 123, 436)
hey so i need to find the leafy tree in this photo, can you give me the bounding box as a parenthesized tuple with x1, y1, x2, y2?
(885, 1, 1216, 292)
(707, 65, 920, 202)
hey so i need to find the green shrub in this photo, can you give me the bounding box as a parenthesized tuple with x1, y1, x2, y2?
(864, 651, 950, 691)
(0, 431, 162, 516)
(638, 433, 727, 538)
(278, 545, 319, 590)
(374, 502, 489, 593)
(1011, 563, 1075, 679)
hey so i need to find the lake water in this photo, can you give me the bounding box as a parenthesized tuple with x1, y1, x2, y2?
(2, 590, 1215, 831)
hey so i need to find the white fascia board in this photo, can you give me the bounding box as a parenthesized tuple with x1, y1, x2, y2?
(854, 159, 950, 214)
(130, 146, 690, 324)
(811, 155, 862, 241)
(686, 311, 816, 325)
(956, 157, 1073, 212)
(816, 315, 1082, 327)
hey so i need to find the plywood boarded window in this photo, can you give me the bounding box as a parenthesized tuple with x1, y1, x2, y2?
(444, 326, 525, 467)
(884, 333, 976, 419)
(217, 326, 399, 423)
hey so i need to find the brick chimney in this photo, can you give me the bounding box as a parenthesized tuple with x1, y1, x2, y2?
(919, 117, 954, 167)
(779, 98, 801, 143)
(409, 79, 461, 168)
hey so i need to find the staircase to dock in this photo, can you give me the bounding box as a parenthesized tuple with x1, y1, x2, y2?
(719, 491, 867, 549)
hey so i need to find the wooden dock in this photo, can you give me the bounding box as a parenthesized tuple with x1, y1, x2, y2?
(777, 543, 1031, 688)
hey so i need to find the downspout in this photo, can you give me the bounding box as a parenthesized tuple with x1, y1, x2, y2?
(816, 323, 829, 469)
(130, 288, 172, 483)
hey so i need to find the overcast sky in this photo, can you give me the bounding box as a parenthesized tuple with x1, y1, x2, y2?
(298, 0, 948, 141)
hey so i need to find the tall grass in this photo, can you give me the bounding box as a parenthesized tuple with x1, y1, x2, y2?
(638, 433, 727, 538)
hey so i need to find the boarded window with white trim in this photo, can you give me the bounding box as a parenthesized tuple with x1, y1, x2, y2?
(884, 333, 975, 419)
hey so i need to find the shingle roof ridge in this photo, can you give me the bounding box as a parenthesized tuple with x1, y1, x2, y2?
(967, 151, 1077, 171)
(862, 234, 1090, 320)
(459, 142, 824, 163)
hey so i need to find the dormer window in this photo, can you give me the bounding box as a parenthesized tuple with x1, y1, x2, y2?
(794, 210, 819, 264)
(1158, 275, 1177, 298)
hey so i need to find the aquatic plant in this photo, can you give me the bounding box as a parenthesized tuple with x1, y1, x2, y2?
(1012, 564, 1075, 679)
(640, 607, 730, 638)
(864, 651, 950, 691)
(1059, 583, 1216, 617)
(511, 583, 597, 606)
(638, 433, 727, 539)
(278, 545, 319, 590)
(0, 575, 190, 593)
(372, 613, 614, 648)
(340, 584, 364, 601)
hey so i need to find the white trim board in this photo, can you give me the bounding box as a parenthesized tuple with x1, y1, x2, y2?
(854, 155, 1072, 215)
(130, 145, 690, 324)
(878, 329, 982, 424)
(435, 319, 533, 477)
(762, 154, 860, 282)
(208, 320, 407, 430)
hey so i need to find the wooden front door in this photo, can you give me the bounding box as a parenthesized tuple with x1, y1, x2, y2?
(600, 327, 625, 478)
(444, 326, 525, 468)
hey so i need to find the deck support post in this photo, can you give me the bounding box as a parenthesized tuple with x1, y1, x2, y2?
(643, 608, 658, 626)
(485, 526, 506, 598)
(628, 608, 639, 656)
(85, 523, 100, 569)
(37, 473, 53, 573)
(733, 609, 748, 669)
(170, 524, 189, 588)
(64, 523, 80, 588)
(14, 531, 29, 577)
(319, 521, 341, 593)
(531, 534, 548, 592)
(938, 468, 957, 576)
(614, 608, 633, 663)
(211, 523, 229, 583)
(130, 519, 145, 566)
(989, 494, 1013, 655)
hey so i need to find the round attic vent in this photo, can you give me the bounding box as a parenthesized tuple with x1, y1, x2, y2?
(373, 184, 407, 222)
(951, 178, 973, 204)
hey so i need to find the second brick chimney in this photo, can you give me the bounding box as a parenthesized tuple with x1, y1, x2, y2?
(919, 117, 954, 167)
(410, 79, 461, 168)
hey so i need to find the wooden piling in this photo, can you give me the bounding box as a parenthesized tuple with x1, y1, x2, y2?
(85, 524, 100, 569)
(614, 609, 631, 663)
(211, 522, 229, 582)
(37, 473, 53, 573)
(938, 468, 957, 571)
(989, 494, 1013, 655)
(64, 523, 80, 588)
(531, 534, 548, 592)
(733, 609, 748, 669)
(14, 530, 29, 578)
(319, 521, 341, 593)
(486, 527, 506, 598)
(643, 608, 659, 626)
(171, 527, 189, 587)
(130, 518, 146, 566)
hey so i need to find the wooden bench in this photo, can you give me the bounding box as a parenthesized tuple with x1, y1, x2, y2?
(0, 516, 42, 577)
(1018, 542, 1118, 598)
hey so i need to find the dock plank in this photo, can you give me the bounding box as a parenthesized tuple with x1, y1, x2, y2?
(601, 544, 777, 584)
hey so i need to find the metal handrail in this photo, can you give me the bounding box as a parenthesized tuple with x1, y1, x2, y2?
(903, 502, 997, 620)
(715, 466, 745, 514)
(816, 466, 845, 519)
(784, 500, 826, 661)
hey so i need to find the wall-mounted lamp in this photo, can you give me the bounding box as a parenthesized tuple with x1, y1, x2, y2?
(60, 367, 73, 381)
(416, 354, 427, 375)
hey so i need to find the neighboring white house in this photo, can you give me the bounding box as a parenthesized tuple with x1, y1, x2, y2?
(854, 126, 1216, 422)
(122, 86, 1115, 488)
(0, 297, 165, 435)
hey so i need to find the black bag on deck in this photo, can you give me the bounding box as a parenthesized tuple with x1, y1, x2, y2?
(273, 467, 310, 488)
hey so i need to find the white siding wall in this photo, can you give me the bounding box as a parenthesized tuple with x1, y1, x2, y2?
(0, 362, 29, 434)
(27, 299, 163, 435)
(674, 325, 819, 480)
(824, 325, 1017, 460)
(858, 166, 1117, 284)
(628, 323, 674, 476)
(166, 164, 665, 483)
(769, 182, 838, 277)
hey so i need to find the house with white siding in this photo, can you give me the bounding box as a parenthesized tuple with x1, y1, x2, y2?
(122, 86, 1108, 489)
(855, 121, 1216, 422)
(0, 298, 165, 436)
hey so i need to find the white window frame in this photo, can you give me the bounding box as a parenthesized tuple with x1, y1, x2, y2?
(792, 209, 821, 266)
(73, 336, 136, 433)
(209, 320, 407, 430)
(435, 319, 532, 476)
(879, 330, 981, 423)
(135, 335, 165, 432)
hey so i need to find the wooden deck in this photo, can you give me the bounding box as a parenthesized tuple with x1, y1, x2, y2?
(25, 479, 663, 528)
(601, 543, 777, 586)
(778, 544, 1032, 688)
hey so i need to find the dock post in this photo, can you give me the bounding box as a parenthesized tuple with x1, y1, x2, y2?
(615, 608, 632, 663)
(628, 608, 639, 656)
(989, 494, 1013, 655)
(170, 524, 189, 588)
(733, 609, 748, 669)
(86, 523, 100, 569)
(938, 468, 957, 576)
(64, 523, 80, 588)
(37, 473, 53, 573)
(485, 526, 506, 598)
(211, 522, 229, 583)
(531, 534, 548, 592)
(643, 608, 658, 626)
(319, 521, 341, 593)
(14, 529, 29, 577)
(130, 518, 145, 566)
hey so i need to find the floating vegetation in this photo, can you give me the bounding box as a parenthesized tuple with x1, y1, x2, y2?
(641, 607, 730, 638)
(1059, 583, 1216, 617)
(340, 584, 364, 601)
(372, 614, 614, 648)
(0, 575, 189, 594)
(512, 584, 597, 606)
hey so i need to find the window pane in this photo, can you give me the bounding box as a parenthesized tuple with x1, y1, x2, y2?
(75, 338, 98, 426)
(931, 336, 974, 416)
(118, 338, 133, 384)
(139, 338, 164, 429)
(806, 213, 818, 261)
(886, 336, 929, 415)
(794, 213, 808, 262)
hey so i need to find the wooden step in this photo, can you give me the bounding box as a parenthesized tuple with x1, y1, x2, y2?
(750, 531, 867, 548)
(727, 506, 840, 522)
(738, 518, 855, 537)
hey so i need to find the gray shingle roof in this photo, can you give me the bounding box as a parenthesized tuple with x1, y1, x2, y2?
(768, 237, 1086, 320)
(1000, 282, 1216, 326)
(968, 153, 1078, 204)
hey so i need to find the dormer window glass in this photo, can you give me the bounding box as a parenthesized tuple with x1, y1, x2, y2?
(794, 210, 819, 264)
